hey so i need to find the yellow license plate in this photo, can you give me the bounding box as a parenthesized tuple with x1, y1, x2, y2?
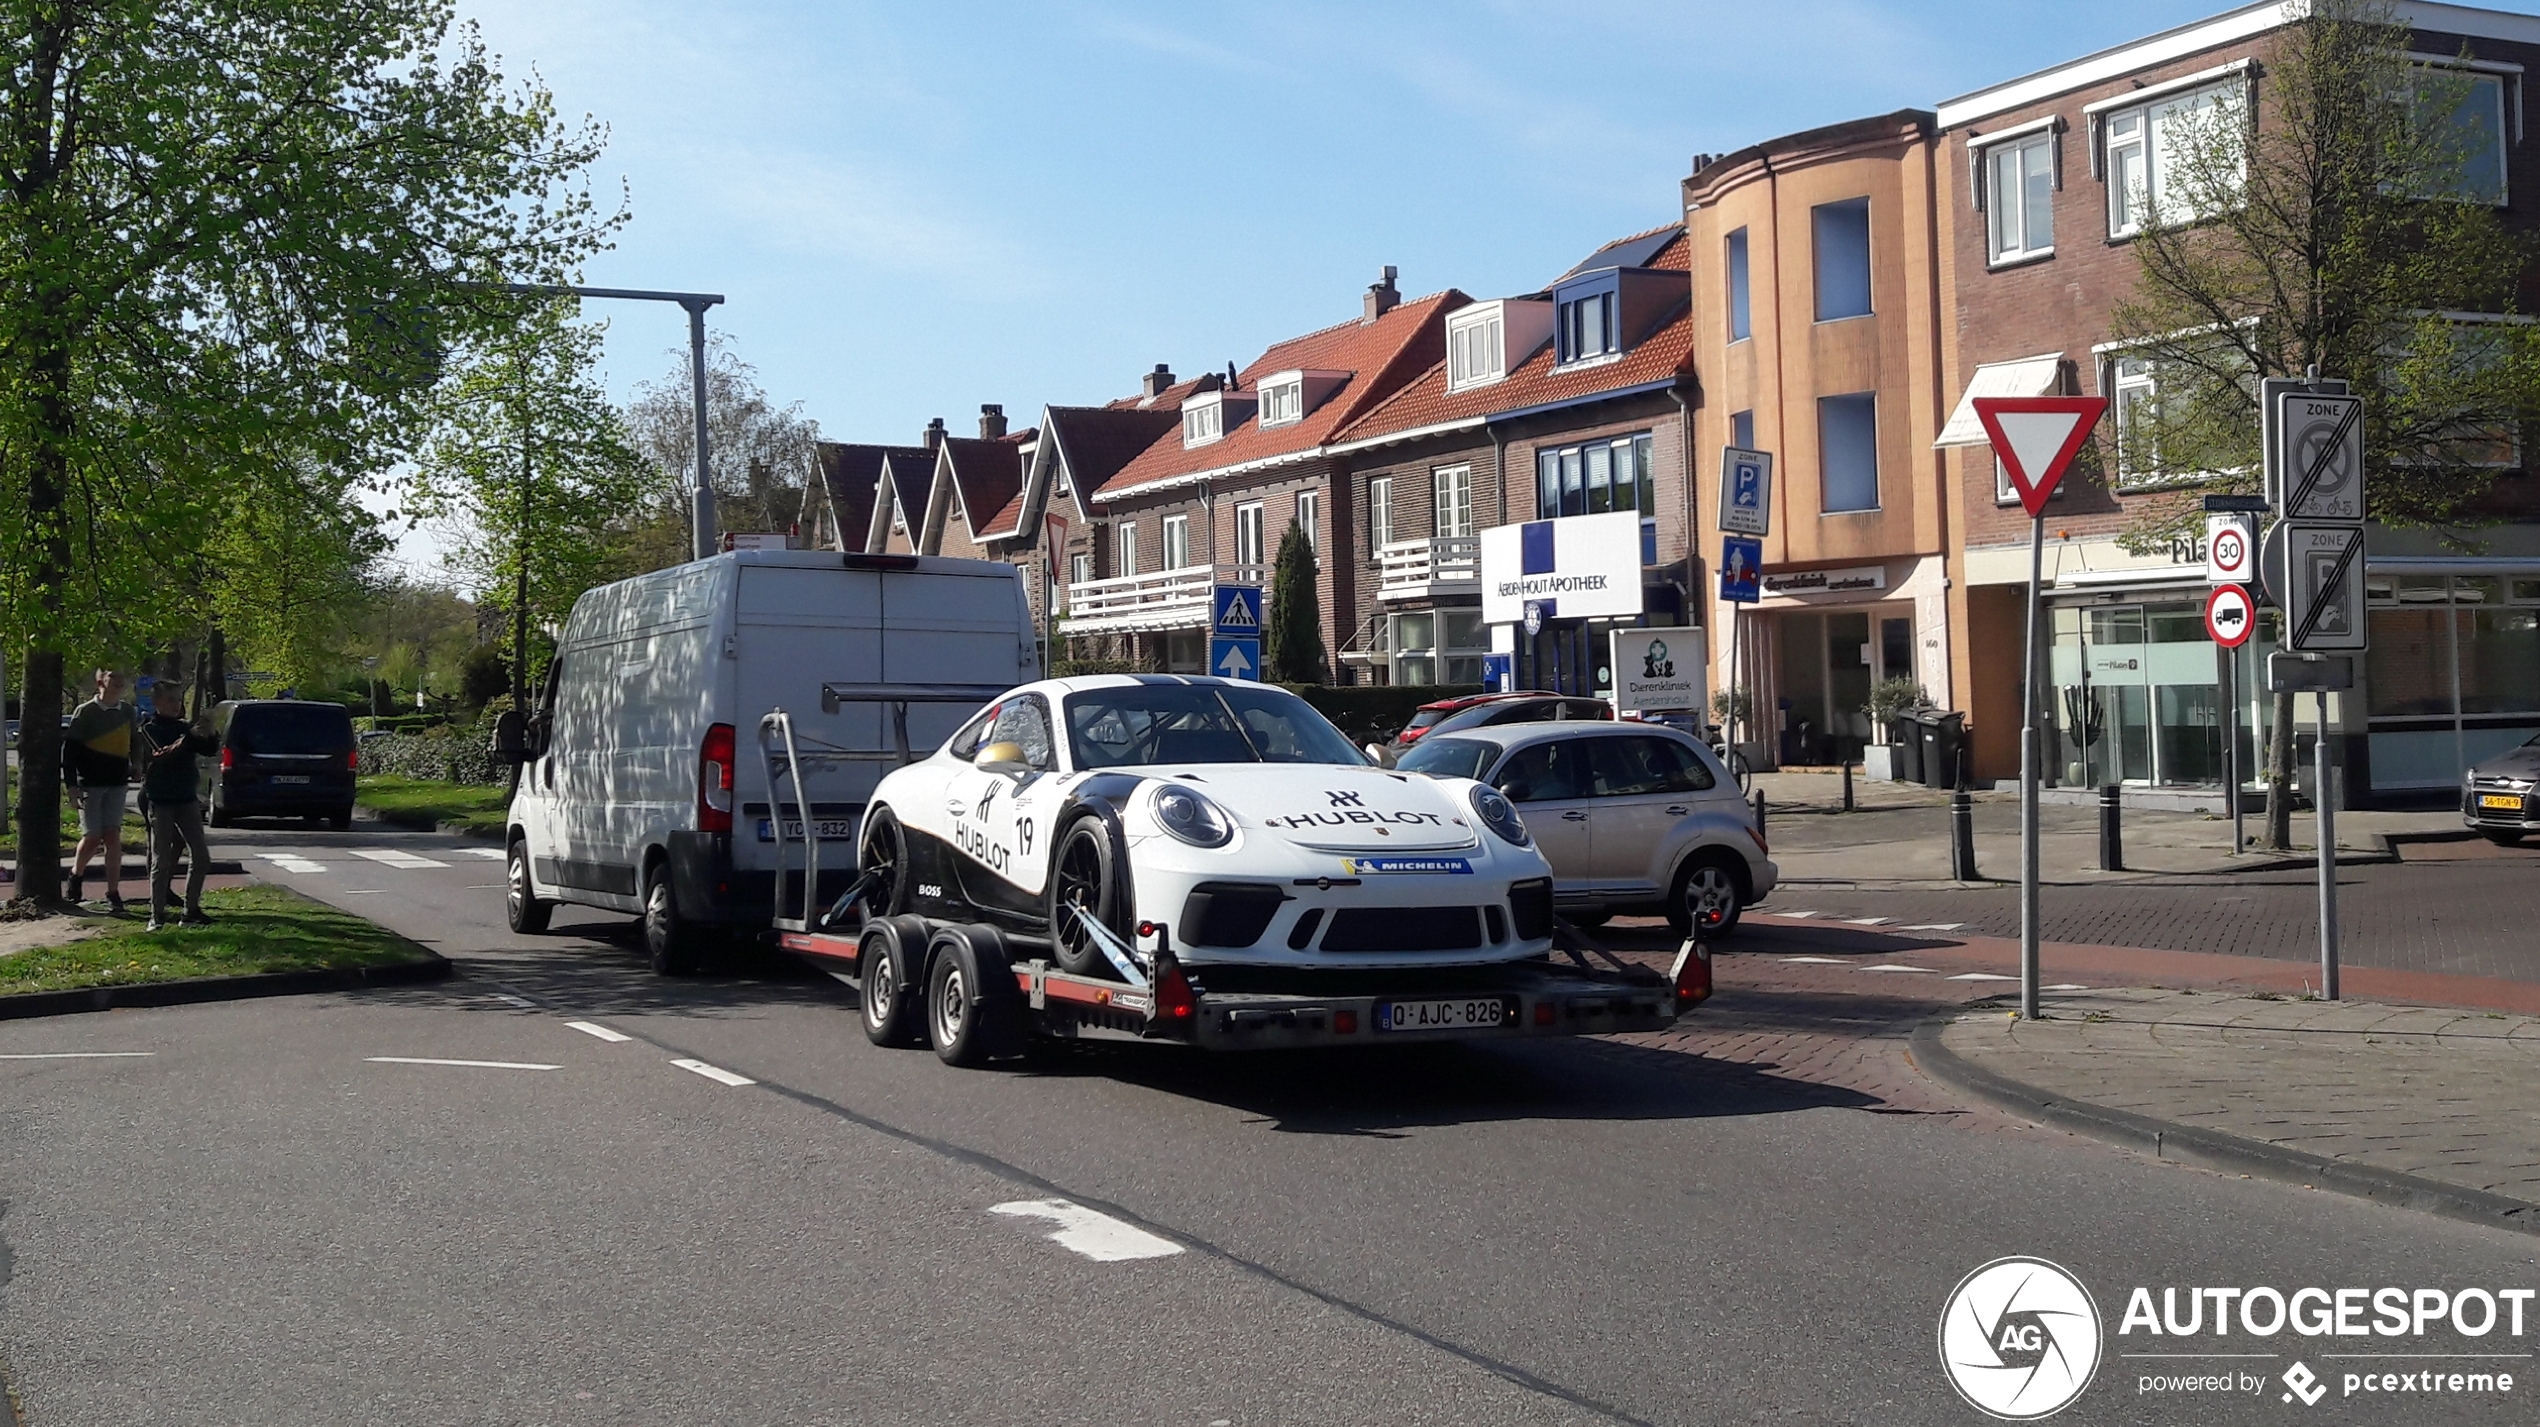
(2479, 793, 2524, 810)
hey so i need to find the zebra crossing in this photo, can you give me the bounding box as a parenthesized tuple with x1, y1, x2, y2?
(254, 846, 504, 876)
(1761, 907, 2086, 989)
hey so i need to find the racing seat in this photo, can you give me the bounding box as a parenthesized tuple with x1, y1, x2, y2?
(1153, 727, 1255, 764)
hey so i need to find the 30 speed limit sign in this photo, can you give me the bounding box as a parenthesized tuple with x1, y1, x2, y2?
(2206, 513, 2255, 585)
(2205, 583, 2256, 649)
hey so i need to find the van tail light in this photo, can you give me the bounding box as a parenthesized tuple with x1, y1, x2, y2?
(1670, 937, 1713, 1010)
(698, 723, 736, 833)
(220, 746, 235, 770)
(346, 748, 360, 772)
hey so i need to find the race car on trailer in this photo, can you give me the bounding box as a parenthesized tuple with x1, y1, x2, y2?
(759, 675, 1709, 1066)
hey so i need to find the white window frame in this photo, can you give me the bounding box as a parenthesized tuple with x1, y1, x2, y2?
(1295, 490, 1319, 557)
(1162, 513, 1191, 570)
(1433, 465, 1473, 538)
(1367, 476, 1393, 548)
(1447, 308, 1506, 391)
(1258, 375, 1305, 428)
(2091, 318, 2259, 490)
(1976, 125, 2058, 266)
(2399, 58, 2515, 207)
(1181, 396, 1223, 448)
(1234, 501, 1265, 570)
(1115, 522, 1139, 578)
(1069, 551, 1092, 587)
(2096, 74, 2248, 240)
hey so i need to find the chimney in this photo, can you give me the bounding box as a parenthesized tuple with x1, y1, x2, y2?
(1363, 264, 1400, 323)
(1141, 363, 1175, 399)
(978, 403, 1007, 440)
(923, 416, 947, 451)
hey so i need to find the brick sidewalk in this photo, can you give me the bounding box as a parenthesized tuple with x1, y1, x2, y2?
(1929, 987, 2540, 1227)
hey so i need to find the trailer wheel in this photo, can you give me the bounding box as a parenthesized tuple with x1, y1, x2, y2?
(857, 916, 927, 1048)
(857, 809, 912, 919)
(925, 924, 1021, 1068)
(1047, 817, 1129, 978)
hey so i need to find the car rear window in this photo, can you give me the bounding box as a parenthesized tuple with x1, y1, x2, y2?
(1403, 709, 1449, 731)
(1395, 736, 1494, 782)
(229, 704, 352, 755)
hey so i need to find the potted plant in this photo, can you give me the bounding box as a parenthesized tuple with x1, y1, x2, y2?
(1861, 677, 1930, 782)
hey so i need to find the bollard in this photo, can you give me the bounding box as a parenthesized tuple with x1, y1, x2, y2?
(1751, 789, 1767, 841)
(1950, 789, 1978, 880)
(2098, 783, 2123, 871)
(1841, 760, 1855, 812)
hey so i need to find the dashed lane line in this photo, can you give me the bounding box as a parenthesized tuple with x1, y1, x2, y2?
(1840, 916, 1892, 926)
(1780, 956, 1850, 965)
(670, 1057, 755, 1087)
(566, 1021, 632, 1043)
(1900, 923, 1967, 932)
(1947, 972, 2020, 983)
(367, 1056, 560, 1070)
(1857, 963, 1936, 974)
(990, 1199, 1184, 1262)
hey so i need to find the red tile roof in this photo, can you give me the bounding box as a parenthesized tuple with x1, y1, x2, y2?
(1088, 290, 1467, 502)
(1335, 233, 1692, 447)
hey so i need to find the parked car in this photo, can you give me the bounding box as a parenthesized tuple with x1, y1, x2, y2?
(1367, 692, 1612, 767)
(2463, 734, 2540, 844)
(202, 700, 358, 829)
(497, 549, 1041, 974)
(858, 674, 1556, 981)
(1395, 721, 1773, 935)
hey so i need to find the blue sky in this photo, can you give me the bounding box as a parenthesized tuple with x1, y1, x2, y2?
(437, 0, 2540, 476)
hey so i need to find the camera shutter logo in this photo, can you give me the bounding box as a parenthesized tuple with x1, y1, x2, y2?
(1937, 1257, 2102, 1419)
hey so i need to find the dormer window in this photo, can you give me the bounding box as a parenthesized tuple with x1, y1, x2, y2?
(1181, 394, 1224, 447)
(1554, 276, 1621, 366)
(1259, 374, 1304, 427)
(1447, 299, 1552, 392)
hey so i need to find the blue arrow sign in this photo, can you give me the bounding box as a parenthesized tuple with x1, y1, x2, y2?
(1212, 584, 1262, 634)
(1211, 636, 1260, 680)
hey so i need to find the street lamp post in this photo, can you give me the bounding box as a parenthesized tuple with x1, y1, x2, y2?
(502, 283, 725, 560)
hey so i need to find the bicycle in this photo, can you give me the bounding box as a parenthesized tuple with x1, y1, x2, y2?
(1703, 722, 1755, 795)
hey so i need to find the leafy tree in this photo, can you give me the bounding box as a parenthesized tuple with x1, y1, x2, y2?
(1263, 520, 1325, 684)
(201, 456, 387, 696)
(457, 643, 510, 714)
(2104, 0, 2540, 846)
(409, 298, 646, 712)
(0, 0, 619, 901)
(617, 334, 821, 570)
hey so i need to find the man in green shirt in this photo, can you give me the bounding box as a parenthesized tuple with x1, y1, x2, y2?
(138, 683, 219, 931)
(63, 668, 136, 914)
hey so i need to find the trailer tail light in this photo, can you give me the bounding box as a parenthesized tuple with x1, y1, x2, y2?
(1670, 938, 1713, 1009)
(1155, 962, 1197, 1022)
(698, 723, 736, 834)
(1333, 1009, 1357, 1035)
(1534, 1001, 1556, 1027)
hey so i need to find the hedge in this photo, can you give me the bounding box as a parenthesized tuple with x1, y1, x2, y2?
(1287, 684, 1486, 744)
(353, 714, 449, 735)
(358, 725, 504, 786)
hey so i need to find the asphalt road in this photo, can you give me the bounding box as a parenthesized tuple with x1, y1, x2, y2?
(3, 819, 2537, 1425)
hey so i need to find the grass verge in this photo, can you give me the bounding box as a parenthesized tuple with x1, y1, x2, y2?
(357, 774, 510, 837)
(0, 885, 435, 996)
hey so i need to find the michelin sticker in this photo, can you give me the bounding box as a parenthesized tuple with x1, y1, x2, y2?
(1342, 856, 1473, 876)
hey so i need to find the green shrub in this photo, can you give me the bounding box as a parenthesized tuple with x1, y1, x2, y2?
(359, 725, 504, 785)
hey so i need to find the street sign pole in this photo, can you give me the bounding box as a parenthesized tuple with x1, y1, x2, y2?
(2224, 646, 2242, 856)
(2021, 512, 2043, 1020)
(2317, 689, 2339, 1000)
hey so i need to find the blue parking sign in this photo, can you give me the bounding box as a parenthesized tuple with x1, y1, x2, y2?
(1719, 447, 1773, 537)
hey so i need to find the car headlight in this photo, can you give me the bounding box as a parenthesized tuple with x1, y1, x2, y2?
(1470, 785, 1529, 848)
(1152, 783, 1233, 848)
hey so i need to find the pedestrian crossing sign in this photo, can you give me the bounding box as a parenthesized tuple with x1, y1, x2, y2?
(1212, 585, 1262, 634)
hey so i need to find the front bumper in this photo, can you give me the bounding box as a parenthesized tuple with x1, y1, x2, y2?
(1133, 835, 1556, 971)
(2462, 783, 2539, 832)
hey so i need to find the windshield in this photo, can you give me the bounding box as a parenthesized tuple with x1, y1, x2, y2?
(1395, 736, 1495, 782)
(1064, 684, 1367, 769)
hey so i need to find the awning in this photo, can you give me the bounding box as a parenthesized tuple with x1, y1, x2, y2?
(1934, 354, 2067, 448)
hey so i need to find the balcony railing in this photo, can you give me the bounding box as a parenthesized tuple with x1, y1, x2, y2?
(1062, 562, 1266, 636)
(1377, 535, 1481, 601)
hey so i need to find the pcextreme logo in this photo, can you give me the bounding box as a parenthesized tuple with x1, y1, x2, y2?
(1938, 1257, 2103, 1420)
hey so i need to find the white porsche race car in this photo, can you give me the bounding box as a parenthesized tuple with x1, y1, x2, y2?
(855, 675, 1558, 978)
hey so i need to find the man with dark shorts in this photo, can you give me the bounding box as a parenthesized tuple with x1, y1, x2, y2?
(63, 668, 136, 914)
(138, 683, 220, 931)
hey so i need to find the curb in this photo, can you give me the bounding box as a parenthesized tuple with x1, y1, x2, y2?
(1908, 1012, 2540, 1240)
(0, 954, 452, 1021)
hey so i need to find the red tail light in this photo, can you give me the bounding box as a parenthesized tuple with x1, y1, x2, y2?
(698, 722, 736, 833)
(346, 747, 360, 772)
(220, 746, 235, 770)
(1671, 938, 1713, 1009)
(1155, 962, 1197, 1021)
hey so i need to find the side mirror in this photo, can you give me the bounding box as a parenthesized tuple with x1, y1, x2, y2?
(977, 740, 1033, 778)
(490, 708, 532, 765)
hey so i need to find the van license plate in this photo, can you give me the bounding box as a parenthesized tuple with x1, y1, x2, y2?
(271, 775, 310, 785)
(2479, 793, 2524, 811)
(757, 818, 857, 842)
(1374, 997, 1514, 1033)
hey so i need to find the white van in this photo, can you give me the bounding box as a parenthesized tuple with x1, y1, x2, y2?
(498, 550, 1038, 973)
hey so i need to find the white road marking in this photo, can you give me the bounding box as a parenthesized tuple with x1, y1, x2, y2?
(2044, 983, 2091, 991)
(1857, 963, 1935, 974)
(491, 994, 535, 1008)
(1775, 910, 1823, 919)
(366, 1056, 560, 1071)
(670, 1057, 754, 1087)
(0, 1051, 156, 1059)
(262, 855, 328, 874)
(1840, 916, 1891, 926)
(465, 883, 502, 889)
(350, 849, 450, 870)
(459, 848, 505, 860)
(1946, 972, 2020, 982)
(1779, 956, 1850, 964)
(989, 1199, 1183, 1262)
(566, 1021, 631, 1043)
(339, 890, 385, 895)
(1900, 923, 1966, 932)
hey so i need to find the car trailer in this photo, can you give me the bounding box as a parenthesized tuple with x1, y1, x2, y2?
(757, 699, 1713, 1068)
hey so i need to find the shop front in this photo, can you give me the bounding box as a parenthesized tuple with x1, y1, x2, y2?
(2046, 583, 2262, 790)
(1717, 556, 1949, 768)
(1480, 509, 1686, 700)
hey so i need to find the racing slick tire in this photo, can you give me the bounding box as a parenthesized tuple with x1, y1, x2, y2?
(857, 808, 914, 920)
(1664, 853, 1747, 939)
(925, 923, 1023, 1068)
(1046, 816, 1132, 979)
(858, 915, 930, 1048)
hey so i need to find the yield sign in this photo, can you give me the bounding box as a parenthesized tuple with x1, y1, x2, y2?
(1974, 396, 2108, 517)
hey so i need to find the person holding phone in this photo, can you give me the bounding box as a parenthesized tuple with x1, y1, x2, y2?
(138, 684, 220, 931)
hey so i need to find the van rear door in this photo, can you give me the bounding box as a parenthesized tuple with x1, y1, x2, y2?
(729, 561, 1031, 873)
